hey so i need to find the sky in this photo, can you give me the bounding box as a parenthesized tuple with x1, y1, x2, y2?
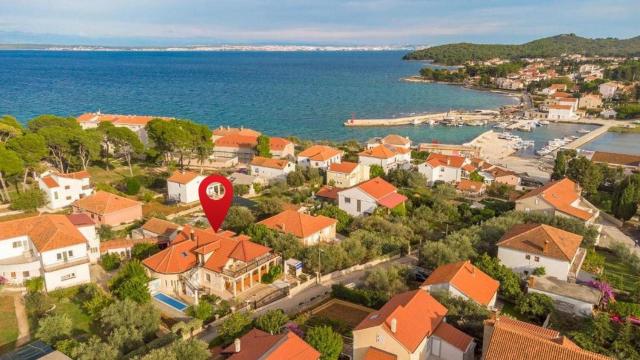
(0, 0, 638, 46)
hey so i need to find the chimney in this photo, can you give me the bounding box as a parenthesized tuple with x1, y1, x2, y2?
(447, 158, 451, 166)
(543, 239, 549, 253)
(190, 229, 195, 241)
(234, 338, 241, 353)
(390, 318, 397, 333)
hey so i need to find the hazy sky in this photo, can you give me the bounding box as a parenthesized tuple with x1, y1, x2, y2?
(0, 0, 637, 46)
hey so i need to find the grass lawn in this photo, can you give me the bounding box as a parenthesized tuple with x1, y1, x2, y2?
(499, 302, 536, 323)
(0, 296, 19, 348)
(47, 287, 96, 337)
(597, 248, 640, 293)
(88, 163, 147, 185)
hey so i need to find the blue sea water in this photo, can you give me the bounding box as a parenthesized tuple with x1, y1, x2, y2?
(0, 50, 515, 142)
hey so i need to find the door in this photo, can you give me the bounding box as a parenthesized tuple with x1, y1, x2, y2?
(357, 199, 361, 213)
(432, 338, 441, 357)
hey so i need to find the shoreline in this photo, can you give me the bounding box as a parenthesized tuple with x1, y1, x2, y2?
(401, 76, 522, 97)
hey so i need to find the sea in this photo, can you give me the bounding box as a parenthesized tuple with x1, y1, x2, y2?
(0, 50, 637, 153)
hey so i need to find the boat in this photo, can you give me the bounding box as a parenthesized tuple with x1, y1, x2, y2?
(539, 120, 550, 125)
(577, 129, 591, 134)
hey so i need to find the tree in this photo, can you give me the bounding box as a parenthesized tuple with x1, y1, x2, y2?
(131, 243, 160, 260)
(233, 184, 249, 196)
(25, 276, 44, 293)
(256, 309, 289, 335)
(256, 135, 272, 158)
(614, 183, 638, 220)
(6, 133, 48, 188)
(474, 253, 522, 301)
(305, 325, 343, 360)
(314, 204, 352, 233)
(100, 253, 121, 271)
(107, 325, 143, 354)
(469, 171, 485, 183)
(189, 301, 214, 321)
(72, 336, 119, 360)
(431, 291, 490, 341)
(370, 165, 385, 178)
(223, 206, 255, 233)
(36, 314, 72, 345)
(10, 189, 46, 211)
(515, 293, 553, 321)
(171, 339, 210, 360)
(363, 265, 408, 300)
(140, 346, 178, 360)
(108, 260, 151, 303)
(551, 151, 567, 180)
(218, 311, 252, 342)
(99, 299, 160, 338)
(0, 146, 24, 202)
(0, 122, 22, 143)
(71, 129, 102, 170)
(255, 197, 284, 218)
(28, 114, 79, 132)
(37, 126, 74, 173)
(286, 170, 306, 187)
(107, 126, 143, 176)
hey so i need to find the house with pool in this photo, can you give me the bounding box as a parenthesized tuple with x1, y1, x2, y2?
(142, 225, 281, 303)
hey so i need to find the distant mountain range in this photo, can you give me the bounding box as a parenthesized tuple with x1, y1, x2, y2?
(0, 43, 419, 52)
(403, 34, 640, 65)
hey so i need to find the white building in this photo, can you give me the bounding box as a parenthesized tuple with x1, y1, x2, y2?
(418, 153, 468, 185)
(599, 81, 620, 99)
(497, 223, 586, 281)
(326, 161, 370, 188)
(358, 145, 411, 174)
(249, 156, 295, 182)
(527, 276, 601, 317)
(0, 214, 99, 291)
(167, 170, 205, 204)
(77, 112, 169, 144)
(258, 209, 337, 246)
(366, 134, 411, 150)
(547, 104, 576, 120)
(338, 177, 406, 216)
(296, 145, 343, 170)
(38, 170, 93, 209)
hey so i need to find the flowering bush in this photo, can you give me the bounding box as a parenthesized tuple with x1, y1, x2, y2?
(586, 280, 615, 304)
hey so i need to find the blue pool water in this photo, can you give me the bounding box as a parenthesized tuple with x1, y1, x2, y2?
(153, 292, 188, 312)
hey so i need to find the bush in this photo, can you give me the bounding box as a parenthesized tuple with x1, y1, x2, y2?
(100, 253, 121, 271)
(25, 276, 44, 293)
(131, 243, 160, 261)
(608, 301, 640, 318)
(331, 284, 387, 309)
(532, 267, 546, 276)
(233, 184, 249, 196)
(10, 189, 46, 210)
(188, 301, 214, 322)
(125, 177, 141, 195)
(305, 325, 343, 360)
(98, 225, 117, 241)
(582, 248, 605, 273)
(516, 293, 553, 322)
(261, 265, 282, 284)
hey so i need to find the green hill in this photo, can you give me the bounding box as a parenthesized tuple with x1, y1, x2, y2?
(403, 34, 640, 65)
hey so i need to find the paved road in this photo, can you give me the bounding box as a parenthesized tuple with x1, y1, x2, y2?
(198, 254, 418, 343)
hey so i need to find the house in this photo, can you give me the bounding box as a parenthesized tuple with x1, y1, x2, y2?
(527, 276, 601, 317)
(296, 145, 343, 170)
(555, 97, 578, 112)
(578, 94, 603, 110)
(326, 161, 370, 188)
(497, 223, 586, 281)
(418, 154, 468, 185)
(478, 166, 521, 187)
(38, 170, 93, 209)
(77, 112, 171, 144)
(167, 170, 205, 204)
(213, 133, 259, 164)
(0, 214, 99, 291)
(353, 289, 475, 360)
(589, 151, 640, 172)
(366, 134, 412, 150)
(515, 178, 599, 224)
(269, 137, 295, 159)
(417, 143, 480, 158)
(315, 185, 340, 203)
(249, 156, 295, 182)
(541, 83, 566, 95)
(143, 225, 280, 299)
(598, 81, 620, 99)
(133, 217, 180, 245)
(421, 260, 499, 308)
(338, 177, 407, 216)
(456, 179, 486, 196)
(482, 315, 611, 360)
(600, 108, 617, 119)
(218, 328, 320, 360)
(358, 145, 411, 173)
(258, 209, 337, 246)
(547, 104, 576, 120)
(72, 191, 143, 226)
(227, 172, 267, 196)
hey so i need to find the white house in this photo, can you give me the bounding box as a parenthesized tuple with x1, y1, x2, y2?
(269, 137, 295, 159)
(0, 214, 99, 291)
(358, 145, 411, 174)
(326, 161, 370, 188)
(497, 223, 586, 281)
(540, 84, 566, 96)
(601, 108, 617, 119)
(599, 81, 620, 99)
(547, 104, 576, 120)
(167, 170, 205, 204)
(556, 97, 578, 112)
(421, 260, 499, 309)
(296, 145, 343, 170)
(38, 170, 93, 209)
(77, 112, 170, 144)
(258, 209, 337, 246)
(418, 153, 468, 185)
(249, 156, 295, 182)
(338, 177, 406, 216)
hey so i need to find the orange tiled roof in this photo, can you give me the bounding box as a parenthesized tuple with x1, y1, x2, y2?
(382, 134, 410, 146)
(359, 145, 398, 159)
(484, 316, 611, 360)
(364, 347, 397, 360)
(141, 217, 179, 236)
(423, 260, 499, 306)
(328, 161, 359, 174)
(549, 104, 573, 110)
(58, 170, 91, 180)
(433, 322, 474, 352)
(73, 191, 141, 215)
(77, 112, 170, 126)
(41, 176, 59, 188)
(222, 328, 320, 360)
(316, 186, 340, 200)
(212, 127, 261, 138)
(250, 156, 291, 170)
(497, 223, 583, 261)
(214, 134, 259, 149)
(591, 151, 640, 167)
(258, 209, 336, 238)
(552, 92, 572, 98)
(167, 170, 201, 185)
(297, 145, 343, 161)
(0, 214, 87, 252)
(356, 177, 398, 200)
(269, 137, 292, 151)
(355, 290, 448, 353)
(517, 178, 594, 221)
(456, 179, 485, 193)
(425, 153, 466, 168)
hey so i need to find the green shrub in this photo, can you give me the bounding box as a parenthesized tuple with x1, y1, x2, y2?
(609, 301, 640, 317)
(261, 265, 282, 284)
(25, 277, 44, 293)
(331, 284, 387, 309)
(532, 267, 546, 276)
(100, 253, 121, 271)
(10, 189, 46, 210)
(125, 177, 141, 195)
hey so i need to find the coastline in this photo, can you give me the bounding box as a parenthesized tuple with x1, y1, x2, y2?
(401, 76, 522, 97)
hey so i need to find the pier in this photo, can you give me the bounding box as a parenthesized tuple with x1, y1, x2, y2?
(344, 110, 498, 127)
(563, 122, 615, 150)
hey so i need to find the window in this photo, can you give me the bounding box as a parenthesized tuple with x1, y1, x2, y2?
(57, 253, 63, 260)
(206, 273, 211, 282)
(12, 241, 22, 248)
(68, 250, 73, 257)
(10, 272, 16, 279)
(432, 338, 441, 356)
(66, 196, 72, 200)
(54, 192, 59, 200)
(64, 185, 70, 190)
(61, 273, 76, 281)
(23, 271, 29, 278)
(534, 256, 540, 262)
(357, 199, 362, 212)
(525, 254, 531, 260)
(344, 197, 351, 204)
(440, 167, 445, 172)
(376, 333, 384, 344)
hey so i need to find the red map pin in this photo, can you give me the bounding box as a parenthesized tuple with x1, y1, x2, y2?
(198, 174, 234, 232)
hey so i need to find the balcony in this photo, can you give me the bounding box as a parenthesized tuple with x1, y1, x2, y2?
(221, 253, 281, 278)
(43, 256, 90, 273)
(0, 252, 39, 266)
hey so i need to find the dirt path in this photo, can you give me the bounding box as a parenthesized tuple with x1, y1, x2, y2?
(13, 294, 30, 347)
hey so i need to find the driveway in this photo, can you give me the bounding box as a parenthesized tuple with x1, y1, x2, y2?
(598, 219, 640, 255)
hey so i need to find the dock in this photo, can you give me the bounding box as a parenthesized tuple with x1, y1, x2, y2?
(563, 123, 615, 150)
(344, 110, 498, 127)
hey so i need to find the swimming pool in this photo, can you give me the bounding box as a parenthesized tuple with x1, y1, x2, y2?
(153, 293, 188, 312)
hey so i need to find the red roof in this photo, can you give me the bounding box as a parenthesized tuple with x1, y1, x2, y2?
(269, 137, 292, 151)
(328, 161, 359, 174)
(316, 186, 340, 200)
(364, 347, 397, 360)
(221, 328, 320, 360)
(250, 156, 291, 170)
(425, 153, 466, 169)
(258, 209, 336, 238)
(377, 192, 408, 209)
(356, 177, 398, 200)
(167, 170, 201, 185)
(355, 290, 447, 352)
(214, 134, 259, 149)
(456, 179, 486, 193)
(0, 214, 88, 252)
(58, 170, 90, 180)
(423, 260, 499, 306)
(433, 322, 474, 352)
(497, 223, 583, 261)
(517, 178, 595, 221)
(359, 145, 398, 159)
(41, 176, 59, 188)
(77, 112, 170, 126)
(297, 145, 343, 161)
